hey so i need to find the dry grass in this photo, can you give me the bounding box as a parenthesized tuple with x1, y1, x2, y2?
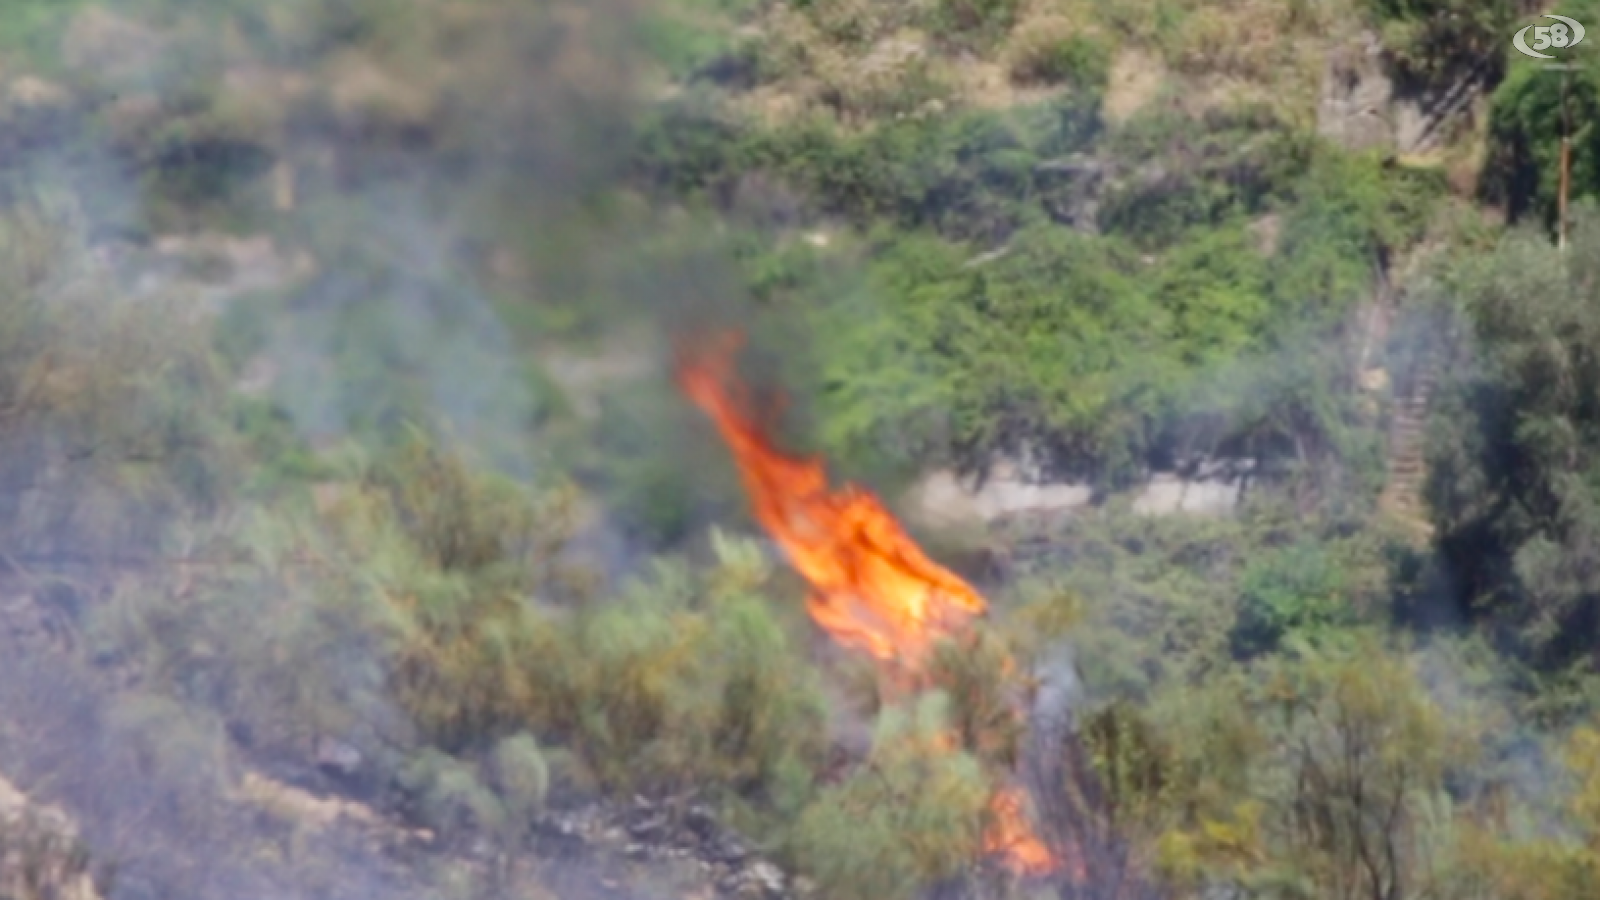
(729, 0, 1365, 132)
(1147, 0, 1343, 125)
(742, 5, 955, 125)
(1169, 4, 1285, 80)
(739, 0, 1104, 124)
(1103, 48, 1168, 123)
(950, 56, 1060, 110)
(819, 32, 956, 122)
(1003, 13, 1102, 84)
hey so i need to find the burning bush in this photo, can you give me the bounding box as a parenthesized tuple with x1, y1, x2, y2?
(676, 332, 1073, 881)
(927, 628, 1027, 769)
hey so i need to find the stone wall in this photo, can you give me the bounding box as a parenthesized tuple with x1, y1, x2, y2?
(905, 457, 1253, 529)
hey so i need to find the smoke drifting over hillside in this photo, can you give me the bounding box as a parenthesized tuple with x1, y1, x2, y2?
(0, 3, 712, 900)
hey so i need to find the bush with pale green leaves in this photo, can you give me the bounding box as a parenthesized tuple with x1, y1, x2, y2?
(489, 733, 550, 823)
(786, 694, 990, 900)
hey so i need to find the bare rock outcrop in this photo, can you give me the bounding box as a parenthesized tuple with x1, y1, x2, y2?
(1318, 29, 1490, 157)
(0, 773, 103, 900)
(1317, 31, 1395, 152)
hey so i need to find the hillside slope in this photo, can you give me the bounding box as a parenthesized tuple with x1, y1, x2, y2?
(2, 3, 1600, 900)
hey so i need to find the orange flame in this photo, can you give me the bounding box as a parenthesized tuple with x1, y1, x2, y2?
(675, 333, 986, 666)
(985, 786, 1061, 877)
(675, 332, 1058, 876)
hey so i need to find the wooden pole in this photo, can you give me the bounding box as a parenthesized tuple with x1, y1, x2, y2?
(1560, 136, 1571, 250)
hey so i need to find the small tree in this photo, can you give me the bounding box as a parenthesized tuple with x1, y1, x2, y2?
(1427, 204, 1600, 673)
(1262, 639, 1454, 900)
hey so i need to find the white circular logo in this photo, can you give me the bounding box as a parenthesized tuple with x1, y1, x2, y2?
(1514, 14, 1587, 59)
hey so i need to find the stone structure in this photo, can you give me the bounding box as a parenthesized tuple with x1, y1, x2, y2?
(907, 456, 1253, 529)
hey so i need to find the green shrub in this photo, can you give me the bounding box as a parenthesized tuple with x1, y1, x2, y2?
(812, 224, 1172, 480)
(1230, 542, 1358, 657)
(1268, 148, 1443, 319)
(630, 96, 1106, 243)
(83, 431, 577, 756)
(550, 545, 829, 797)
(652, 120, 1435, 485)
(399, 749, 507, 839)
(102, 541, 364, 769)
(489, 732, 550, 821)
(645, 111, 1436, 483)
(228, 396, 331, 491)
(368, 428, 549, 578)
(926, 629, 1023, 768)
(786, 694, 989, 900)
(1097, 106, 1313, 250)
(84, 423, 822, 821)
(1426, 204, 1600, 673)
(0, 208, 236, 560)
(104, 692, 232, 827)
(578, 378, 727, 547)
(639, 3, 753, 79)
(1033, 514, 1248, 700)
(931, 0, 1021, 43)
(1482, 26, 1600, 226)
(1081, 700, 1178, 831)
(1146, 224, 1271, 365)
(1009, 31, 1112, 89)
(329, 436, 580, 749)
(746, 107, 1044, 241)
(1259, 638, 1459, 897)
(1136, 638, 1475, 893)
(631, 100, 747, 196)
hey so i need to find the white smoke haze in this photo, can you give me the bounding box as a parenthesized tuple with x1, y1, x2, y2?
(260, 182, 545, 475)
(0, 3, 704, 900)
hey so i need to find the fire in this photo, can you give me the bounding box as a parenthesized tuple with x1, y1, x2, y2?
(986, 786, 1060, 876)
(675, 332, 1058, 876)
(674, 333, 987, 666)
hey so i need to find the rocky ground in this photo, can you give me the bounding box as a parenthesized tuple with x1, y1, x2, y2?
(0, 771, 104, 900)
(0, 555, 816, 900)
(535, 795, 797, 900)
